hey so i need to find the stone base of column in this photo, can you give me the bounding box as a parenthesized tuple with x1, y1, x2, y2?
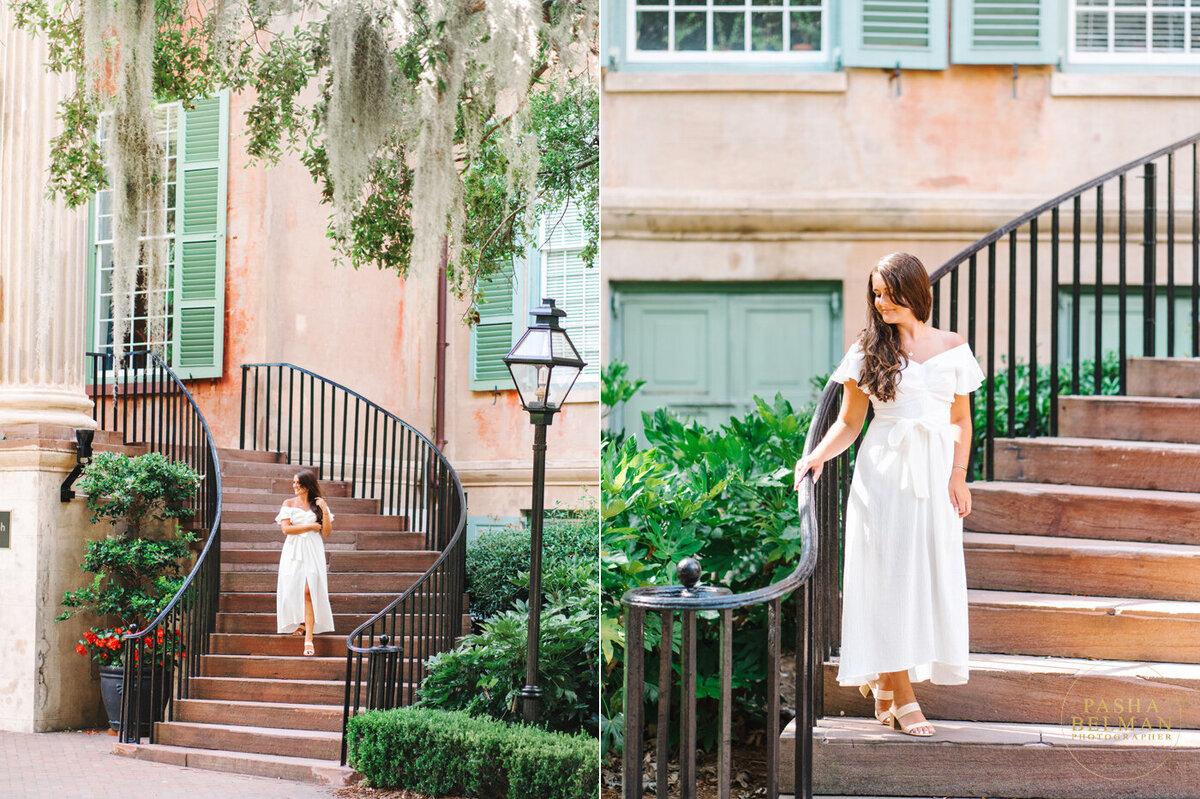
(0, 425, 106, 732)
(0, 387, 96, 430)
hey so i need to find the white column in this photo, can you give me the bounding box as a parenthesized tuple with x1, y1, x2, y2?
(0, 7, 95, 429)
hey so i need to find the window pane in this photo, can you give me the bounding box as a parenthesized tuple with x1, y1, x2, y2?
(789, 9, 821, 50)
(674, 10, 707, 50)
(1114, 12, 1148, 51)
(751, 11, 784, 50)
(1152, 10, 1186, 50)
(636, 11, 668, 50)
(713, 11, 746, 50)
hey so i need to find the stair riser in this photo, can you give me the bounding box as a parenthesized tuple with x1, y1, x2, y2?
(220, 593, 403, 613)
(222, 510, 406, 529)
(188, 677, 370, 705)
(223, 495, 381, 513)
(199, 656, 427, 681)
(220, 530, 424, 549)
(1059, 397, 1200, 445)
(222, 550, 437, 571)
(207, 632, 462, 657)
(219, 572, 423, 593)
(1128, 358, 1200, 399)
(217, 448, 283, 463)
(965, 547, 1200, 601)
(173, 699, 344, 732)
(970, 606, 1200, 663)
(822, 662, 1200, 726)
(969, 484, 1200, 544)
(220, 462, 311, 478)
(222, 475, 352, 496)
(216, 613, 375, 635)
(112, 742, 355, 786)
(154, 722, 341, 761)
(994, 440, 1200, 492)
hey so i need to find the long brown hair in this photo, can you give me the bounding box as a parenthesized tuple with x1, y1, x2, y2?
(858, 252, 932, 402)
(295, 470, 323, 524)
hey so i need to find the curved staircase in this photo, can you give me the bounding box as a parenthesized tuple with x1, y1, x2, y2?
(780, 356, 1200, 798)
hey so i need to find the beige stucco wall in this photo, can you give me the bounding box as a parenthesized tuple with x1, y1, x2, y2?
(601, 65, 1200, 362)
(176, 89, 598, 521)
(0, 427, 108, 732)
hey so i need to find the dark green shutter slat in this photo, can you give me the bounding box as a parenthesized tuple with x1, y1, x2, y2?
(843, 0, 948, 69)
(951, 0, 1057, 64)
(471, 264, 518, 389)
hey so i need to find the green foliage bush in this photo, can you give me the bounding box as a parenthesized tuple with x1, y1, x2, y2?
(466, 509, 597, 620)
(346, 707, 598, 799)
(419, 560, 599, 736)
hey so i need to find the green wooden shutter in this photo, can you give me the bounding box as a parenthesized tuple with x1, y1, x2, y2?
(541, 208, 598, 381)
(172, 92, 228, 379)
(842, 0, 949, 69)
(471, 262, 520, 391)
(951, 0, 1057, 64)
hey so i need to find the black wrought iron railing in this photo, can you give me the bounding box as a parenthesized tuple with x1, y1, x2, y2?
(86, 350, 223, 744)
(620, 133, 1200, 799)
(930, 132, 1200, 480)
(237, 363, 466, 765)
(621, 380, 849, 799)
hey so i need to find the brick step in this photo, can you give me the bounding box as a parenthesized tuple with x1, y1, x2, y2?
(207, 631, 456, 657)
(969, 588, 1200, 663)
(968, 481, 1200, 544)
(216, 612, 375, 635)
(187, 676, 389, 705)
(200, 653, 359, 681)
(964, 531, 1200, 600)
(92, 440, 152, 457)
(822, 653, 1200, 726)
(780, 717, 1200, 797)
(220, 461, 308, 478)
(173, 698, 344, 732)
(221, 475, 352, 496)
(222, 509, 406, 529)
(221, 495, 381, 513)
(221, 522, 417, 538)
(221, 549, 437, 572)
(220, 592, 402, 614)
(220, 571, 424, 593)
(216, 448, 283, 463)
(154, 720, 342, 761)
(218, 531, 424, 551)
(112, 741, 355, 786)
(1059, 395, 1200, 445)
(1128, 356, 1200, 398)
(994, 437, 1200, 492)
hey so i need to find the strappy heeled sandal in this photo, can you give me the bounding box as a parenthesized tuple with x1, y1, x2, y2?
(303, 640, 315, 656)
(858, 680, 895, 725)
(888, 701, 935, 736)
(291, 624, 307, 637)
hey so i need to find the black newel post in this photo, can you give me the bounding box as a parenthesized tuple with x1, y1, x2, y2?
(503, 298, 586, 724)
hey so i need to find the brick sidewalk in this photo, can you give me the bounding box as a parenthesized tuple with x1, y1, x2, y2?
(0, 729, 338, 799)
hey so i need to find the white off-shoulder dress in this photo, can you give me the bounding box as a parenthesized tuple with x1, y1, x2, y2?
(829, 339, 985, 687)
(274, 504, 336, 635)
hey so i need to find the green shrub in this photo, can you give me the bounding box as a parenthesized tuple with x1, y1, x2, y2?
(419, 560, 599, 736)
(466, 508, 597, 620)
(346, 707, 598, 799)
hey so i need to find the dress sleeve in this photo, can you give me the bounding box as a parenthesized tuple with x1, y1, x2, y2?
(955, 346, 986, 395)
(274, 505, 292, 524)
(829, 339, 866, 385)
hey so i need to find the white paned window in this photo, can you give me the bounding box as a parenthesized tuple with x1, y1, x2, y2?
(93, 104, 181, 361)
(629, 0, 827, 61)
(540, 207, 600, 382)
(1070, 0, 1200, 63)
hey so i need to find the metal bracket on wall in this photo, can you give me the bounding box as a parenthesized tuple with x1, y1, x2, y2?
(888, 62, 901, 96)
(1012, 64, 1019, 99)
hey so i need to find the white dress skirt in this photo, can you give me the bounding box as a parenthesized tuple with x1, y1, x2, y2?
(275, 505, 336, 635)
(830, 339, 985, 687)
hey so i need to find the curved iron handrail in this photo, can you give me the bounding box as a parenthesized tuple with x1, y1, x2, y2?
(84, 350, 223, 744)
(236, 363, 467, 766)
(620, 378, 847, 799)
(932, 131, 1200, 282)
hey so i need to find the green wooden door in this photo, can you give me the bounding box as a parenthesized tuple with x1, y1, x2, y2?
(613, 285, 842, 440)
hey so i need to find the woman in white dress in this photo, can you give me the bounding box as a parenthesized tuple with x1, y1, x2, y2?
(794, 252, 984, 737)
(275, 470, 336, 656)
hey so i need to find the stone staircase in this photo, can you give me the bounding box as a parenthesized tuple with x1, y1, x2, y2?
(113, 447, 456, 784)
(783, 357, 1200, 798)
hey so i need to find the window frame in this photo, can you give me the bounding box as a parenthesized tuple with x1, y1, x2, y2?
(1066, 0, 1200, 67)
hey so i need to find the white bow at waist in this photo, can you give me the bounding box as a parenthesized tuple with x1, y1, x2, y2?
(882, 416, 955, 499)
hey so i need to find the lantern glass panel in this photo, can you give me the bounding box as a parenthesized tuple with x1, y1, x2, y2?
(549, 329, 583, 363)
(546, 362, 582, 408)
(510, 328, 552, 362)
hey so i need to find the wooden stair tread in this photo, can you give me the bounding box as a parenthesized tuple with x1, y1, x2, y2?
(996, 435, 1200, 454)
(801, 716, 1200, 748)
(968, 587, 1200, 617)
(111, 741, 357, 785)
(159, 720, 340, 740)
(177, 697, 343, 712)
(963, 531, 1200, 558)
(972, 480, 1200, 503)
(833, 650, 1200, 680)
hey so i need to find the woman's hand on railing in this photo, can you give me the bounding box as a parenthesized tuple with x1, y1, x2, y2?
(794, 454, 824, 487)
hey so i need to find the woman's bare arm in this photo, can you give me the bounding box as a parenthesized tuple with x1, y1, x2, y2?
(794, 380, 871, 485)
(279, 519, 321, 535)
(316, 498, 332, 538)
(947, 392, 973, 517)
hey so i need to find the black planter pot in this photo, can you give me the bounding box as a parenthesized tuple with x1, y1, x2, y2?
(98, 664, 173, 735)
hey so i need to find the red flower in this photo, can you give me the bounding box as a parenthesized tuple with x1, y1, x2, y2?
(76, 643, 87, 656)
